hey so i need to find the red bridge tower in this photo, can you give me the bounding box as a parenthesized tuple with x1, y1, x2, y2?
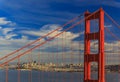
(84, 8, 105, 82)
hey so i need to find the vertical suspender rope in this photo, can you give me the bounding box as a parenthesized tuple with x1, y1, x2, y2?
(28, 51, 32, 82)
(38, 44, 40, 82)
(62, 33, 64, 82)
(5, 62, 8, 82)
(18, 57, 20, 82)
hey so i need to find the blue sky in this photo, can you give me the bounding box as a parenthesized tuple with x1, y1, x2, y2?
(0, 0, 120, 30)
(0, 0, 120, 64)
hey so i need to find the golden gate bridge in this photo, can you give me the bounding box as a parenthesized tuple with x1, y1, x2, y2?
(0, 8, 120, 82)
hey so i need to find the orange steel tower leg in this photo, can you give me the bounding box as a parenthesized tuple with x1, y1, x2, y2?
(84, 8, 105, 82)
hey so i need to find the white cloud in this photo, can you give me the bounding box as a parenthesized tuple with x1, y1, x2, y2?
(0, 17, 17, 40)
(2, 28, 15, 35)
(5, 33, 17, 39)
(48, 31, 79, 40)
(0, 27, 17, 40)
(21, 24, 61, 36)
(21, 24, 80, 40)
(0, 17, 13, 25)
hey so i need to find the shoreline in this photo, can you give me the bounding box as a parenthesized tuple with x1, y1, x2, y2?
(0, 68, 119, 73)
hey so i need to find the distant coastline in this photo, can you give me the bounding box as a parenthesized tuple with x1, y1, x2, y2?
(0, 62, 120, 72)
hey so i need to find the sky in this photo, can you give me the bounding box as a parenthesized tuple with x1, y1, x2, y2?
(0, 0, 120, 64)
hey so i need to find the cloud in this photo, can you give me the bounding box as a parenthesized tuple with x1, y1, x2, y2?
(21, 24, 61, 36)
(5, 33, 17, 39)
(0, 27, 15, 34)
(0, 27, 17, 40)
(0, 17, 17, 40)
(0, 17, 13, 25)
(21, 24, 80, 39)
(21, 24, 81, 52)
